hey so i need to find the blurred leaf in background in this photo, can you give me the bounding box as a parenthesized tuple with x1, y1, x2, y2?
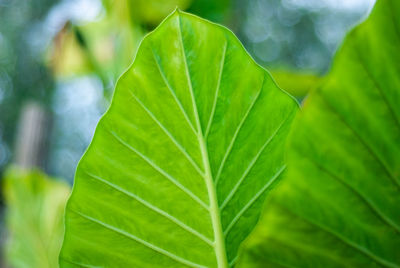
(187, 0, 232, 24)
(271, 70, 323, 99)
(122, 0, 192, 26)
(3, 168, 70, 268)
(238, 0, 400, 266)
(48, 0, 144, 90)
(49, 23, 94, 78)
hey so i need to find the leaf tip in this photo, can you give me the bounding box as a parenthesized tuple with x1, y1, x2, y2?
(173, 7, 182, 15)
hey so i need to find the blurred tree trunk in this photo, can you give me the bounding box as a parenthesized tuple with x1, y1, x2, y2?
(14, 102, 50, 170)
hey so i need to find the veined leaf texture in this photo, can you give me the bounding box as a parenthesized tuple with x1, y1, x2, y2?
(60, 10, 298, 268)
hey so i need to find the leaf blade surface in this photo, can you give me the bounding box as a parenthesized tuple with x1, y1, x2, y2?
(60, 10, 298, 268)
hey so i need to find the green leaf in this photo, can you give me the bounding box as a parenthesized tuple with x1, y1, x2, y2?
(3, 168, 70, 268)
(238, 0, 400, 267)
(60, 10, 298, 268)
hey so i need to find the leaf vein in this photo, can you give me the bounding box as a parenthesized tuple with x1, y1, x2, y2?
(177, 14, 228, 267)
(150, 48, 198, 135)
(355, 49, 400, 129)
(303, 156, 400, 234)
(215, 75, 266, 185)
(319, 93, 400, 189)
(71, 210, 207, 268)
(128, 90, 206, 177)
(223, 165, 285, 236)
(85, 172, 214, 246)
(281, 206, 400, 268)
(228, 256, 238, 267)
(220, 117, 290, 210)
(205, 40, 227, 138)
(109, 130, 209, 210)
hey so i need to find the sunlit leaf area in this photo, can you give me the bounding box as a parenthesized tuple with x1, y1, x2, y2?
(2, 0, 399, 267)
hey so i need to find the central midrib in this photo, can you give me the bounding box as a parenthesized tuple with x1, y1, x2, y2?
(198, 132, 229, 268)
(177, 14, 228, 267)
(186, 57, 228, 268)
(188, 80, 228, 267)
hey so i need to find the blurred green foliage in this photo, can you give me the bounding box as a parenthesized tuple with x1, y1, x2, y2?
(187, 0, 232, 23)
(3, 167, 70, 268)
(0, 0, 55, 173)
(51, 0, 234, 89)
(119, 0, 192, 26)
(49, 2, 144, 89)
(271, 70, 323, 98)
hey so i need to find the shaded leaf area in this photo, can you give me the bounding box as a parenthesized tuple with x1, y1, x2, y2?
(270, 70, 323, 99)
(60, 10, 298, 268)
(3, 168, 70, 268)
(238, 0, 400, 267)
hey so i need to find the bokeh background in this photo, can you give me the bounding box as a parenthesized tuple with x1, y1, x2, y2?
(0, 0, 375, 266)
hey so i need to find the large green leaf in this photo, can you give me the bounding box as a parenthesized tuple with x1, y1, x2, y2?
(3, 168, 70, 268)
(238, 0, 400, 267)
(60, 10, 298, 268)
